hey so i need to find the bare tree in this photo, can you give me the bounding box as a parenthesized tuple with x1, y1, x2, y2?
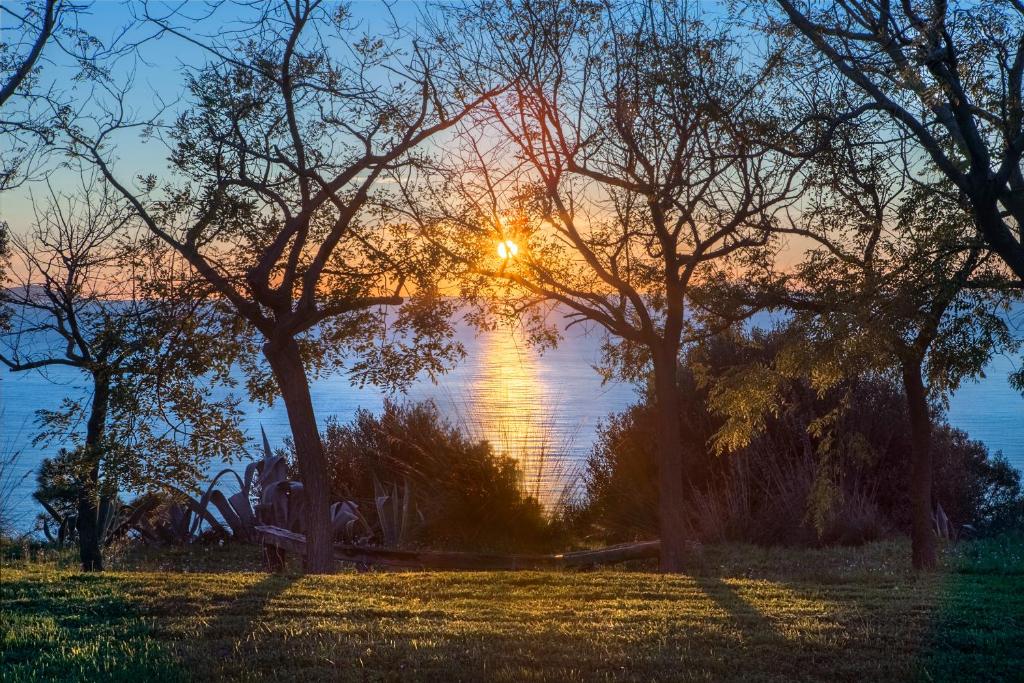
(1, 174, 246, 570)
(65, 0, 499, 572)
(429, 0, 801, 571)
(765, 0, 1024, 282)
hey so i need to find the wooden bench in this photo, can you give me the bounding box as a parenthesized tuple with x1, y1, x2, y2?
(255, 525, 660, 571)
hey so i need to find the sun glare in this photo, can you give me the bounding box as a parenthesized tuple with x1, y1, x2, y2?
(497, 239, 519, 259)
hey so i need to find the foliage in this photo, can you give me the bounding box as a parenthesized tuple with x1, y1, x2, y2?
(580, 326, 1024, 546)
(433, 0, 800, 571)
(0, 0, 106, 191)
(735, 138, 1018, 568)
(440, 0, 796, 379)
(775, 145, 1019, 403)
(321, 400, 556, 551)
(62, 1, 494, 571)
(932, 435, 1024, 536)
(765, 0, 1024, 280)
(32, 448, 161, 549)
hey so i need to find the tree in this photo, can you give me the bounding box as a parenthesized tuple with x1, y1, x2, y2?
(0, 0, 62, 109)
(0, 175, 246, 570)
(67, 0, 498, 572)
(765, 0, 1024, 282)
(717, 134, 1019, 568)
(431, 0, 800, 570)
(0, 0, 109, 190)
(1, 0, 63, 190)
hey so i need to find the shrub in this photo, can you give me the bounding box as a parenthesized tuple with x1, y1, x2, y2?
(579, 326, 1024, 546)
(321, 400, 560, 552)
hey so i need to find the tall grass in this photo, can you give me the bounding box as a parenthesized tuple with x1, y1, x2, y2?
(433, 387, 584, 519)
(0, 413, 33, 539)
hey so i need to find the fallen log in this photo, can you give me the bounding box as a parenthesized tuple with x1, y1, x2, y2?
(255, 525, 660, 571)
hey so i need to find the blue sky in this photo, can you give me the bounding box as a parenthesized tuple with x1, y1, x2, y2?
(1, 0, 433, 235)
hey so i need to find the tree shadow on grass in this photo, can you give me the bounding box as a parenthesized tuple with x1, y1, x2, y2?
(693, 574, 785, 646)
(682, 573, 825, 681)
(193, 573, 299, 667)
(1, 570, 186, 682)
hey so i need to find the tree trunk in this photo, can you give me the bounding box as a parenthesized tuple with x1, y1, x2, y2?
(652, 346, 689, 572)
(974, 193, 1024, 282)
(902, 358, 938, 570)
(264, 338, 334, 573)
(78, 373, 109, 572)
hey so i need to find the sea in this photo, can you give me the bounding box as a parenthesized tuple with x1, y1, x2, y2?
(1, 310, 1022, 532)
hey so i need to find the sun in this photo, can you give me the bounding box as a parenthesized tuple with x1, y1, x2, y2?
(497, 239, 519, 259)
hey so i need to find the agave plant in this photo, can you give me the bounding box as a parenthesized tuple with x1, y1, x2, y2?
(37, 499, 75, 547)
(372, 476, 419, 547)
(39, 496, 158, 548)
(132, 427, 369, 545)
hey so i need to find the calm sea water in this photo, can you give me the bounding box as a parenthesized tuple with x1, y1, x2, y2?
(2, 313, 1022, 531)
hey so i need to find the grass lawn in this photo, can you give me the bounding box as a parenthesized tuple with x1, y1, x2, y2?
(2, 538, 1022, 682)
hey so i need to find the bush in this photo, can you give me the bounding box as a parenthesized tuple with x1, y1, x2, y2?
(578, 326, 1024, 546)
(934, 436, 1024, 535)
(321, 400, 561, 552)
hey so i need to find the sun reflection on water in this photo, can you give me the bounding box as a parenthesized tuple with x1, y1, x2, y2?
(459, 326, 573, 506)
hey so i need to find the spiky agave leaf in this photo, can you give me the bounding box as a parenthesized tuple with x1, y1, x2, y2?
(371, 476, 416, 547)
(261, 425, 273, 461)
(115, 496, 160, 542)
(209, 489, 248, 541)
(257, 455, 289, 492)
(97, 497, 120, 545)
(330, 501, 369, 542)
(183, 468, 245, 538)
(372, 476, 393, 546)
(228, 490, 256, 529)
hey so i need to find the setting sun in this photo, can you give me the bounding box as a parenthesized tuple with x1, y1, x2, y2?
(497, 239, 519, 259)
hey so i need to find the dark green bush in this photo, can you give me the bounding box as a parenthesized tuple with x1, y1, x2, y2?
(322, 400, 561, 552)
(579, 326, 1024, 546)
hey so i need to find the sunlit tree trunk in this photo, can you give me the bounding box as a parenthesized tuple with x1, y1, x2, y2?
(264, 338, 334, 574)
(78, 373, 109, 572)
(901, 358, 938, 570)
(652, 344, 689, 572)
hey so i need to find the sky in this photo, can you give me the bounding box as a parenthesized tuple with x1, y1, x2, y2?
(2, 0, 759, 246)
(1, 0, 435, 240)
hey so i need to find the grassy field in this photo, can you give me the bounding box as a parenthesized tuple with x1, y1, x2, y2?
(2, 538, 1022, 682)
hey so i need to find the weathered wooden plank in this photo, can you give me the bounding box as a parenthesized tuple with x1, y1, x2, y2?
(558, 540, 661, 567)
(255, 525, 661, 571)
(332, 545, 558, 570)
(257, 525, 307, 555)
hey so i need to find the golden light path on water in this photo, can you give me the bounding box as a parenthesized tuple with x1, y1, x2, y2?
(448, 325, 577, 507)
